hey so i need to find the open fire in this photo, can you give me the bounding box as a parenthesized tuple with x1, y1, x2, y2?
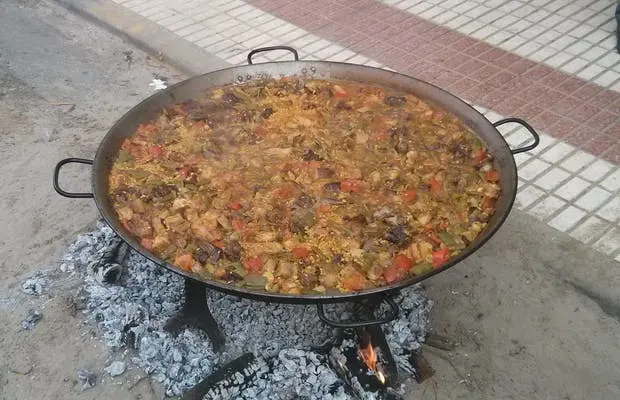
(53, 221, 433, 398)
(359, 331, 386, 385)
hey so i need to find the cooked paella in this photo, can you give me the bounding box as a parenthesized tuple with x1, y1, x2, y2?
(108, 78, 500, 294)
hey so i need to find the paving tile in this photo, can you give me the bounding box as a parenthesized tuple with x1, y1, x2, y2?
(600, 169, 620, 192)
(513, 152, 533, 167)
(528, 195, 567, 220)
(581, 134, 617, 157)
(518, 158, 552, 181)
(596, 196, 620, 222)
(569, 215, 611, 244)
(602, 143, 620, 165)
(533, 167, 571, 191)
(579, 159, 615, 182)
(574, 185, 613, 212)
(555, 176, 591, 201)
(548, 117, 579, 139)
(569, 102, 602, 123)
(578, 64, 606, 81)
(572, 83, 603, 101)
(530, 110, 563, 132)
(539, 141, 575, 163)
(593, 227, 620, 255)
(559, 150, 596, 173)
(548, 205, 587, 232)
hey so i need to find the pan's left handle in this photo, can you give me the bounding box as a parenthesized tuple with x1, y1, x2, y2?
(53, 158, 94, 198)
(316, 297, 399, 328)
(247, 46, 299, 65)
(493, 117, 540, 154)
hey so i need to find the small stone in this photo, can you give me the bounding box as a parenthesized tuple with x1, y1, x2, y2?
(76, 369, 97, 390)
(21, 309, 42, 330)
(104, 361, 126, 377)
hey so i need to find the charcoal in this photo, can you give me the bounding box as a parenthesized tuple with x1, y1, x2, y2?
(76, 369, 97, 390)
(21, 309, 42, 330)
(56, 221, 432, 399)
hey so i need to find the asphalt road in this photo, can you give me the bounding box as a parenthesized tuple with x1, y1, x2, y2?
(0, 1, 182, 398)
(1, 1, 619, 399)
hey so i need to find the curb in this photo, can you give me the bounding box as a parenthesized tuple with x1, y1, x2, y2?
(51, 0, 230, 77)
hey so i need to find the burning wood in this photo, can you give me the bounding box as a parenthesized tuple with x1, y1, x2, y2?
(358, 331, 386, 385)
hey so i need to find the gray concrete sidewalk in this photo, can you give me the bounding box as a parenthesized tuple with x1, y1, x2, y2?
(1, 0, 619, 399)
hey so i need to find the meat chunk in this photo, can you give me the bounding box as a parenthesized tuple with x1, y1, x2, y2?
(385, 226, 409, 246)
(290, 209, 316, 234)
(223, 240, 242, 261)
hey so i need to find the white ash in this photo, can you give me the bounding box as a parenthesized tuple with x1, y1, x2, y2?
(105, 360, 126, 377)
(59, 221, 432, 398)
(21, 272, 48, 296)
(21, 309, 43, 330)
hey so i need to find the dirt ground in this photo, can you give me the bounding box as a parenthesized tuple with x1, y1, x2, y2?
(1, 1, 619, 399)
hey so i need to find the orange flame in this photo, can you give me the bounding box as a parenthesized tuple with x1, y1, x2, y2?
(358, 336, 386, 384)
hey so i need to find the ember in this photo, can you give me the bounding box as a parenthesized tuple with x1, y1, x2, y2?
(53, 221, 433, 398)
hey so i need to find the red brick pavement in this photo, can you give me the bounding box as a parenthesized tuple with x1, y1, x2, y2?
(247, 0, 620, 163)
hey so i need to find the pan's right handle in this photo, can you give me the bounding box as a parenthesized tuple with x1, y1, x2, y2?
(493, 117, 540, 154)
(53, 158, 94, 198)
(247, 46, 299, 65)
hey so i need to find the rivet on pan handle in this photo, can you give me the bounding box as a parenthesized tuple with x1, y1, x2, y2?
(53, 158, 94, 198)
(316, 297, 399, 328)
(493, 117, 541, 154)
(247, 46, 300, 65)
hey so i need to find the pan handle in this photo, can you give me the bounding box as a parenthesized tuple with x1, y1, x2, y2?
(53, 158, 94, 198)
(493, 117, 540, 154)
(316, 297, 399, 328)
(247, 46, 299, 65)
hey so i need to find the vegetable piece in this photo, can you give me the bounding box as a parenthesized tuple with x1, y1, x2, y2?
(175, 254, 195, 271)
(244, 274, 267, 288)
(292, 246, 311, 259)
(431, 248, 450, 268)
(232, 218, 245, 232)
(245, 257, 264, 273)
(428, 177, 442, 196)
(482, 196, 496, 211)
(149, 145, 164, 158)
(383, 254, 413, 283)
(393, 254, 413, 270)
(332, 85, 347, 98)
(473, 148, 486, 163)
(485, 169, 500, 182)
(341, 269, 368, 291)
(402, 190, 416, 202)
(230, 202, 242, 210)
(411, 262, 433, 276)
(438, 232, 457, 247)
(340, 179, 362, 192)
(140, 238, 154, 250)
(136, 123, 158, 137)
(273, 186, 296, 199)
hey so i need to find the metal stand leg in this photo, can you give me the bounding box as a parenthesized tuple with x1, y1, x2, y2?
(164, 278, 225, 352)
